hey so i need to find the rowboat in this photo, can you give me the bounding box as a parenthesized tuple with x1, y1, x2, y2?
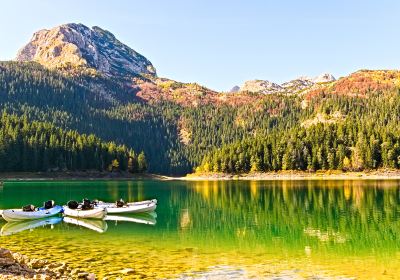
(127, 199, 157, 206)
(63, 206, 107, 219)
(97, 199, 157, 207)
(96, 199, 157, 214)
(1, 217, 62, 236)
(63, 216, 108, 233)
(1, 206, 63, 222)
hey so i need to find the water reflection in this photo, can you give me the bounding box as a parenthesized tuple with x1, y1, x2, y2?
(1, 212, 157, 235)
(0, 180, 399, 278)
(105, 213, 157, 226)
(63, 217, 108, 233)
(1, 217, 62, 236)
(169, 180, 400, 254)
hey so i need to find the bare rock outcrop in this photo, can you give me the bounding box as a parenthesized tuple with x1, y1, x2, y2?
(240, 80, 282, 94)
(16, 23, 156, 78)
(238, 73, 336, 95)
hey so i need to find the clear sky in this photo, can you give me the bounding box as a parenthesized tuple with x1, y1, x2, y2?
(1, 0, 399, 91)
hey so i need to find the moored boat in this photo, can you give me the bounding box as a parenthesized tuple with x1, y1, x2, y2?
(63, 207, 107, 219)
(127, 199, 157, 206)
(1, 202, 63, 222)
(63, 199, 107, 219)
(96, 199, 157, 214)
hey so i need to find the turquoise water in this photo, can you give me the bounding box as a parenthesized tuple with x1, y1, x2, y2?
(0, 179, 400, 279)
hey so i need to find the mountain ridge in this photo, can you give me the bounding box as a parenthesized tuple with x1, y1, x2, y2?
(16, 23, 156, 79)
(16, 23, 396, 105)
(238, 73, 336, 95)
(16, 23, 341, 98)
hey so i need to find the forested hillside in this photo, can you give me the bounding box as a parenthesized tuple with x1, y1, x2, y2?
(0, 62, 179, 173)
(0, 113, 146, 172)
(2, 61, 400, 175)
(0, 62, 295, 174)
(198, 71, 400, 173)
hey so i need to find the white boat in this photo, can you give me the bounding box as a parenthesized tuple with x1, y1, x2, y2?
(63, 216, 108, 233)
(98, 202, 156, 214)
(96, 199, 157, 214)
(1, 206, 63, 222)
(1, 217, 62, 236)
(63, 206, 107, 219)
(105, 214, 156, 225)
(127, 199, 157, 206)
(97, 199, 157, 207)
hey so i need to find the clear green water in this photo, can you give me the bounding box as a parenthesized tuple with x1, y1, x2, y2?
(0, 179, 400, 279)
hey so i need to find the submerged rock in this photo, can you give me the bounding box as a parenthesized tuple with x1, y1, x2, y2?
(0, 248, 94, 280)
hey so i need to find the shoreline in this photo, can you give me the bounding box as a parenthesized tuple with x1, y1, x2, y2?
(0, 171, 173, 181)
(181, 170, 400, 181)
(2, 170, 400, 181)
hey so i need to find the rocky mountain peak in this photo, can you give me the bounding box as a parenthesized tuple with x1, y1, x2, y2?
(238, 73, 336, 95)
(230, 85, 240, 93)
(16, 23, 156, 78)
(312, 73, 336, 83)
(240, 80, 282, 94)
(281, 78, 314, 91)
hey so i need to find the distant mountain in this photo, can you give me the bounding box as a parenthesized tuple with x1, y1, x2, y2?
(312, 73, 336, 83)
(16, 23, 156, 78)
(240, 80, 282, 94)
(230, 85, 240, 93)
(280, 78, 314, 92)
(238, 74, 336, 95)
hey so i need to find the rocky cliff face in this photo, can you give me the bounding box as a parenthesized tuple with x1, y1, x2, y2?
(238, 73, 336, 95)
(16, 23, 156, 78)
(240, 80, 282, 94)
(312, 73, 336, 83)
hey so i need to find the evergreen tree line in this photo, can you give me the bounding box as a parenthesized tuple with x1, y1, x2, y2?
(0, 62, 186, 174)
(0, 113, 147, 172)
(197, 119, 400, 173)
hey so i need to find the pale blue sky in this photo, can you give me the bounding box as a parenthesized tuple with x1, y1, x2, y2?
(1, 0, 399, 91)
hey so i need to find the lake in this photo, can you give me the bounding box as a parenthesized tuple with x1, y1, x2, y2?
(0, 179, 399, 279)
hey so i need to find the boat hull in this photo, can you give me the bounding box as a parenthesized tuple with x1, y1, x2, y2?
(63, 207, 107, 219)
(127, 199, 157, 206)
(1, 206, 63, 222)
(96, 199, 157, 214)
(97, 202, 157, 214)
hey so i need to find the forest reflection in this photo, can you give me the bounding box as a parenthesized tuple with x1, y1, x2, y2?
(170, 180, 400, 255)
